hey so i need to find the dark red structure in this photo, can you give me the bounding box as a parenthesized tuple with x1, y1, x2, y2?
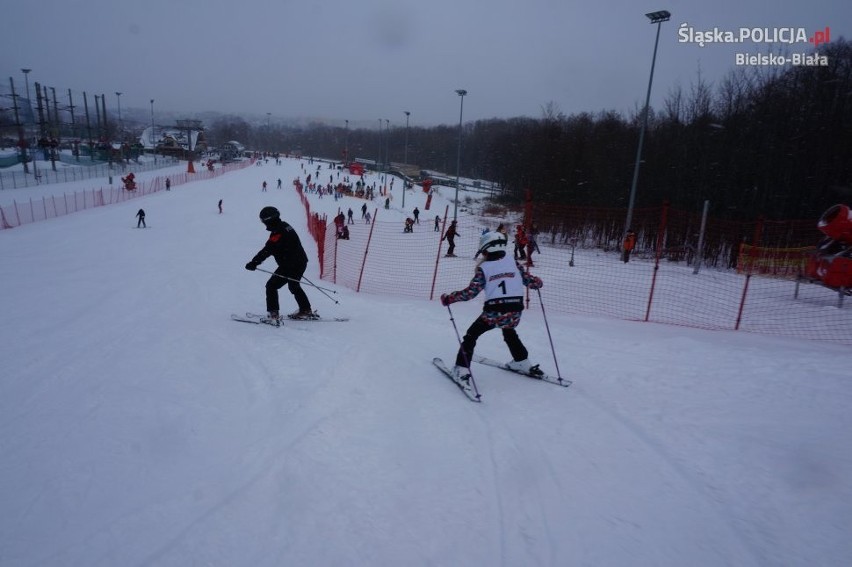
(121, 172, 136, 191)
(804, 204, 852, 290)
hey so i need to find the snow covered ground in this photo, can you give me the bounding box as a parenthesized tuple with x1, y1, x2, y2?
(1, 156, 851, 566)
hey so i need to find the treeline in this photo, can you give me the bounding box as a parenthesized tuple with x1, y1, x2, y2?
(206, 39, 851, 223)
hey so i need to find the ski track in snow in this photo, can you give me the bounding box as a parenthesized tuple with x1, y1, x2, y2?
(574, 384, 764, 566)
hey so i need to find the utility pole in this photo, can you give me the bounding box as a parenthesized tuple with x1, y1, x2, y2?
(403, 111, 410, 209)
(9, 77, 29, 174)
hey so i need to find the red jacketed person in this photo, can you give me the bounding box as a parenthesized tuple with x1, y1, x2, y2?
(514, 225, 528, 260)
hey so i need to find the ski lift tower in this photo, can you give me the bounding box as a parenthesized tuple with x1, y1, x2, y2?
(173, 119, 203, 173)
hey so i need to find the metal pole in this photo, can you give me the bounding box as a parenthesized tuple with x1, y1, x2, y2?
(10, 77, 29, 174)
(50, 87, 59, 170)
(454, 89, 467, 221)
(83, 92, 94, 162)
(403, 111, 410, 165)
(403, 111, 410, 209)
(67, 89, 78, 161)
(376, 118, 382, 172)
(625, 11, 669, 236)
(384, 119, 389, 171)
(115, 92, 122, 139)
(21, 69, 31, 109)
(150, 99, 155, 148)
(693, 200, 710, 274)
(21, 69, 31, 154)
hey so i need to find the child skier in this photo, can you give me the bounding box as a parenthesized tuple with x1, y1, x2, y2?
(440, 231, 544, 389)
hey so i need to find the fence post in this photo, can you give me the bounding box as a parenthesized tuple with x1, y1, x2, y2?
(644, 200, 669, 322)
(429, 205, 450, 301)
(356, 208, 378, 293)
(316, 214, 327, 279)
(1, 208, 12, 229)
(333, 219, 339, 285)
(735, 274, 751, 330)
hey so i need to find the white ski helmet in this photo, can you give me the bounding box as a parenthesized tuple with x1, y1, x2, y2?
(478, 230, 508, 256)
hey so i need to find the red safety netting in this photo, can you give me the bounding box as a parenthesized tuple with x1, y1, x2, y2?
(298, 199, 852, 345)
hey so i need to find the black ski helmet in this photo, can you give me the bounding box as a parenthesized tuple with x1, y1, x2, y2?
(259, 206, 280, 223)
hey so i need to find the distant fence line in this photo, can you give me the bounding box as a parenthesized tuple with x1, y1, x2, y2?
(0, 156, 180, 190)
(0, 159, 253, 230)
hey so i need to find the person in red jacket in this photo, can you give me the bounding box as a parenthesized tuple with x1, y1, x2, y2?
(244, 206, 315, 323)
(440, 231, 544, 390)
(514, 225, 528, 260)
(334, 211, 345, 234)
(622, 229, 637, 263)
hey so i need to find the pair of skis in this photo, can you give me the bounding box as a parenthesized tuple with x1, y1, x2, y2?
(433, 355, 571, 402)
(231, 312, 349, 325)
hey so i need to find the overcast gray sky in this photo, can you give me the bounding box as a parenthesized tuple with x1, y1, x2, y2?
(2, 0, 849, 127)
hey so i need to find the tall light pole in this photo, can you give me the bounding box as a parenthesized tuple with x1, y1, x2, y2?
(453, 89, 467, 221)
(344, 119, 349, 165)
(21, 68, 32, 153)
(149, 99, 155, 148)
(266, 112, 271, 151)
(15, 72, 31, 174)
(384, 118, 390, 171)
(115, 91, 122, 139)
(20, 68, 31, 121)
(624, 10, 670, 236)
(403, 111, 410, 165)
(402, 111, 410, 208)
(377, 118, 382, 172)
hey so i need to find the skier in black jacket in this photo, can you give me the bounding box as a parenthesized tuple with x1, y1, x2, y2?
(245, 206, 315, 322)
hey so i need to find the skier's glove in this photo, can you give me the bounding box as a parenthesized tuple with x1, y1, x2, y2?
(245, 262, 258, 271)
(440, 293, 453, 306)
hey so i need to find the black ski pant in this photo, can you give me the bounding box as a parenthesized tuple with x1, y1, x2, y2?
(455, 316, 528, 368)
(446, 237, 456, 256)
(266, 265, 310, 313)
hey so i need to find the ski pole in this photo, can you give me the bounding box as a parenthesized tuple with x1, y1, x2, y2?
(301, 274, 339, 305)
(535, 288, 564, 384)
(255, 268, 338, 295)
(445, 304, 481, 399)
